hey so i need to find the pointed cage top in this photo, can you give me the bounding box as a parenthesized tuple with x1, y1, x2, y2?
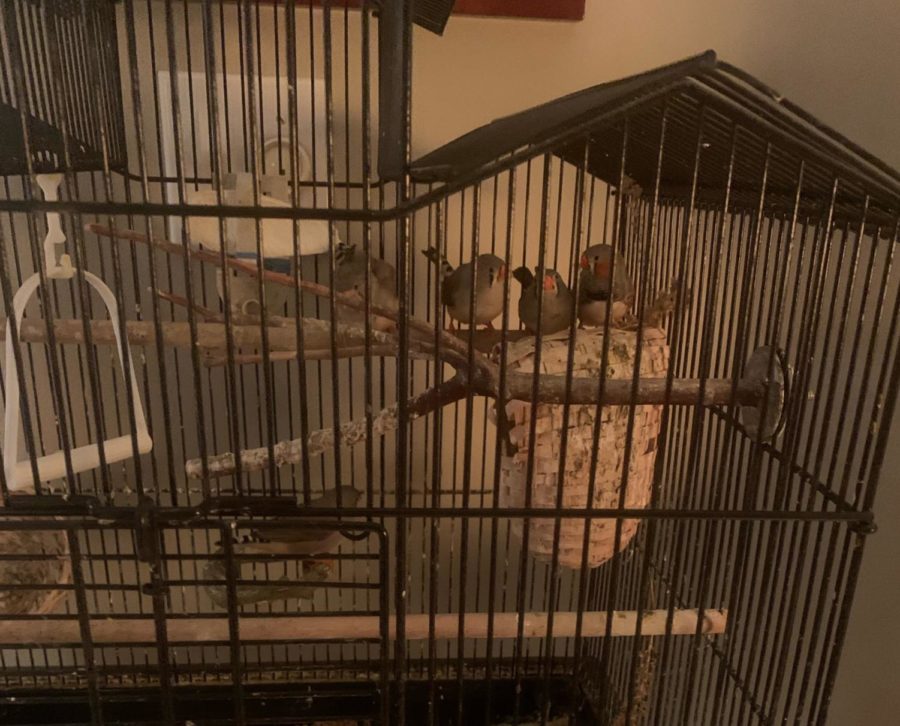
(411, 51, 900, 232)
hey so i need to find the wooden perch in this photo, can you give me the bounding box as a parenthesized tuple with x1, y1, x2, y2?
(185, 376, 469, 479)
(3, 317, 765, 404)
(82, 226, 729, 407)
(456, 328, 530, 354)
(2, 319, 760, 404)
(156, 289, 223, 322)
(501, 375, 766, 407)
(0, 318, 395, 353)
(0, 608, 726, 645)
(201, 346, 406, 367)
(185, 370, 769, 478)
(86, 223, 480, 367)
(69, 224, 774, 482)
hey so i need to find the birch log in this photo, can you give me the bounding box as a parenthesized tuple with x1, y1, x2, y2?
(0, 609, 727, 645)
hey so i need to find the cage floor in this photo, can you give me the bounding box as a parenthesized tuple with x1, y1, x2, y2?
(0, 677, 597, 725)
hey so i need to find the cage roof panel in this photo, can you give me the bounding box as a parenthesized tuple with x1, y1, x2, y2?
(410, 51, 900, 232)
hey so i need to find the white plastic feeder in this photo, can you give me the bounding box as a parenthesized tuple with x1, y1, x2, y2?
(3, 174, 152, 492)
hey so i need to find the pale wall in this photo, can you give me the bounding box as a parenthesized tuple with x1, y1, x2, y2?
(407, 2, 900, 723)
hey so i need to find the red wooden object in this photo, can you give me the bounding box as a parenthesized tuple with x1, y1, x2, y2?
(209, 1, 585, 21)
(453, 0, 584, 20)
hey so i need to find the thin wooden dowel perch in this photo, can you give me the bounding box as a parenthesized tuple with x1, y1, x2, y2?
(0, 608, 727, 645)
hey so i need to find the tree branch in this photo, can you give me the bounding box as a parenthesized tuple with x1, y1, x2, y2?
(0, 318, 393, 352)
(184, 375, 470, 479)
(201, 346, 410, 367)
(500, 374, 765, 406)
(85, 223, 485, 370)
(155, 289, 223, 322)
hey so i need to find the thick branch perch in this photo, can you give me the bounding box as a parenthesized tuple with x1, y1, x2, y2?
(501, 374, 767, 407)
(456, 329, 530, 353)
(0, 608, 726, 645)
(184, 370, 769, 477)
(4, 318, 767, 406)
(0, 318, 394, 353)
(156, 289, 223, 322)
(202, 346, 407, 367)
(185, 376, 469, 479)
(86, 223, 480, 367)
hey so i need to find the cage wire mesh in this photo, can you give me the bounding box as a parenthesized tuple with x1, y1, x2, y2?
(0, 1, 899, 725)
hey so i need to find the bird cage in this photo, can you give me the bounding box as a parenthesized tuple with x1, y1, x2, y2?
(0, 1, 899, 725)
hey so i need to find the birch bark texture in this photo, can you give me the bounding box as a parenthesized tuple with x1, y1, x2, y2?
(498, 328, 670, 569)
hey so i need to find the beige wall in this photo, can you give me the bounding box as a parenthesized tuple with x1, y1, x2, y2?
(407, 2, 900, 723)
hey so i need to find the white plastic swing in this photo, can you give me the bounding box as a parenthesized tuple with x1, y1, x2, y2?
(3, 174, 152, 492)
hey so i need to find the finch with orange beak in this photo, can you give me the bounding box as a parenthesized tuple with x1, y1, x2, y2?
(577, 244, 635, 328)
(513, 266, 575, 336)
(423, 247, 507, 329)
